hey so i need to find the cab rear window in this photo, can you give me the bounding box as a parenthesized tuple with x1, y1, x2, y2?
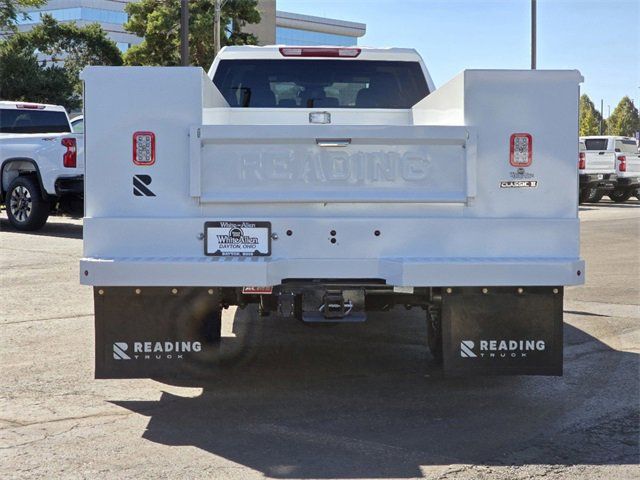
(584, 139, 609, 151)
(0, 108, 71, 134)
(213, 59, 430, 109)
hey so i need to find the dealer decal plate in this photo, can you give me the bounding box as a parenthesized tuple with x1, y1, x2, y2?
(205, 221, 271, 257)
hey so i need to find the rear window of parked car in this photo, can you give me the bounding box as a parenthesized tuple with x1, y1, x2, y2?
(0, 108, 70, 134)
(213, 60, 430, 109)
(584, 139, 609, 151)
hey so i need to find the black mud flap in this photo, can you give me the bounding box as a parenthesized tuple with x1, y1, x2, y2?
(94, 287, 222, 379)
(442, 287, 563, 376)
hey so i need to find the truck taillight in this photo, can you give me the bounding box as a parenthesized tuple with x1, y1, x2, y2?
(133, 131, 155, 165)
(61, 137, 77, 168)
(17, 103, 45, 109)
(279, 47, 361, 58)
(509, 133, 532, 167)
(618, 155, 626, 172)
(578, 152, 586, 170)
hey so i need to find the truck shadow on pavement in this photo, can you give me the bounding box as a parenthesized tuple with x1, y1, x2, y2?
(113, 307, 639, 478)
(0, 216, 82, 239)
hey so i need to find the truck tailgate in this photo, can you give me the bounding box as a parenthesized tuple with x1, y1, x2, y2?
(190, 125, 475, 203)
(584, 151, 615, 173)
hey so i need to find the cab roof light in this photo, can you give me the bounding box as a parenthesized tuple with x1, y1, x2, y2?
(279, 47, 361, 58)
(17, 103, 46, 109)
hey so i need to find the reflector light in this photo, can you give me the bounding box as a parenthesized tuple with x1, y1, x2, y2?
(17, 103, 45, 109)
(133, 131, 155, 165)
(61, 137, 77, 168)
(279, 47, 361, 58)
(618, 155, 627, 172)
(578, 152, 586, 170)
(242, 287, 273, 294)
(509, 133, 533, 167)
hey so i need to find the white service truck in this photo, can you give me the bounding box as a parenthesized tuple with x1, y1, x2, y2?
(1, 101, 84, 230)
(81, 46, 584, 378)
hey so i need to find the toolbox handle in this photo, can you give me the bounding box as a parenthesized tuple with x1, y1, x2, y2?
(316, 138, 351, 147)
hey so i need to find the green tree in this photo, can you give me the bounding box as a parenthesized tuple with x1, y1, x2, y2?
(579, 94, 603, 136)
(607, 96, 640, 136)
(123, 0, 260, 68)
(0, 40, 74, 107)
(0, 0, 45, 33)
(0, 15, 122, 108)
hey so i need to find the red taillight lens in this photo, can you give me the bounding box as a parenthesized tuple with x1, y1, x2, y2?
(133, 131, 155, 165)
(618, 155, 626, 172)
(279, 47, 361, 58)
(578, 152, 586, 170)
(62, 137, 77, 168)
(509, 133, 533, 167)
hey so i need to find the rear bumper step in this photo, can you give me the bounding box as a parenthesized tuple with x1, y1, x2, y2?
(81, 257, 585, 287)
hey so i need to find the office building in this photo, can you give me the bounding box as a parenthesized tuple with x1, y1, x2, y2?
(16, 0, 365, 52)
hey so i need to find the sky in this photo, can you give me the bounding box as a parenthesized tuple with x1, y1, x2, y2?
(278, 0, 639, 117)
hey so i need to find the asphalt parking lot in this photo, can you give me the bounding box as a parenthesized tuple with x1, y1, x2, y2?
(1, 200, 639, 480)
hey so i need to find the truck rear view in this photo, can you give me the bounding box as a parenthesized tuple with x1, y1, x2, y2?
(81, 46, 584, 378)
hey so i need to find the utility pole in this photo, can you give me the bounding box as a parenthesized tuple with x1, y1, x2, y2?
(180, 0, 189, 66)
(531, 0, 537, 69)
(600, 99, 604, 135)
(214, 0, 222, 58)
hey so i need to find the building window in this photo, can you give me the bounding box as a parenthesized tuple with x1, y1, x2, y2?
(275, 27, 356, 46)
(19, 8, 128, 26)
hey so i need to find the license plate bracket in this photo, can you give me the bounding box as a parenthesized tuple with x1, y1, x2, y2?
(205, 221, 271, 257)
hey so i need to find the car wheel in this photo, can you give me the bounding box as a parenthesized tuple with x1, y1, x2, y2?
(5, 176, 50, 231)
(579, 187, 595, 204)
(587, 188, 604, 203)
(608, 189, 632, 203)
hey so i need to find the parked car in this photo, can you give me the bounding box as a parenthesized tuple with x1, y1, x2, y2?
(81, 46, 584, 379)
(578, 136, 617, 203)
(607, 137, 639, 202)
(0, 101, 84, 230)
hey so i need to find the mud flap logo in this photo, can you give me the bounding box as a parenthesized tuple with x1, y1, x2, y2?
(111, 341, 202, 360)
(133, 175, 155, 197)
(113, 342, 131, 360)
(460, 340, 477, 358)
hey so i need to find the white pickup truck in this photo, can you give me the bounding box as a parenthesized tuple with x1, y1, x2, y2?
(580, 135, 639, 203)
(1, 101, 84, 230)
(81, 46, 584, 378)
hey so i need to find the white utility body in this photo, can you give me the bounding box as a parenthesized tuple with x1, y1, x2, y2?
(81, 46, 584, 378)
